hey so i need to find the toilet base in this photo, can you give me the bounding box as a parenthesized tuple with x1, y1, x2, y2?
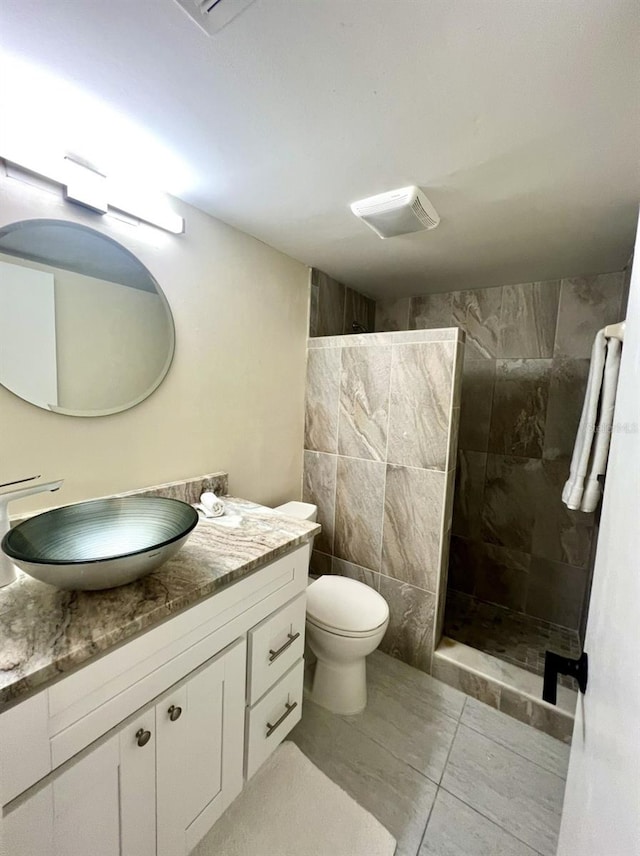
(311, 656, 367, 716)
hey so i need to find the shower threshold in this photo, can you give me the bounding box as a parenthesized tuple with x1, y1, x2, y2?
(443, 592, 582, 686)
(432, 636, 577, 742)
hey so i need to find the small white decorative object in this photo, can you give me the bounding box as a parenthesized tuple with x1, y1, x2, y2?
(200, 491, 225, 518)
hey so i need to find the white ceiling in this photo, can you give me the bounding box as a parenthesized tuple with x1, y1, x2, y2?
(1, 0, 638, 298)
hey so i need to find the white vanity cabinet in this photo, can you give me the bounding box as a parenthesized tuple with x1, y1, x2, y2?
(0, 542, 310, 856)
(4, 639, 245, 856)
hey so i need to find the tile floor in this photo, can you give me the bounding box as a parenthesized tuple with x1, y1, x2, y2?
(444, 591, 581, 688)
(290, 649, 569, 856)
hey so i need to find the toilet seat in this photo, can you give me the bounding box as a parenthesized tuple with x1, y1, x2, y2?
(306, 575, 389, 636)
(306, 613, 387, 639)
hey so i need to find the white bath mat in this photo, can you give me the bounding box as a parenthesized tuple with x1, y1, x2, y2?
(190, 741, 396, 856)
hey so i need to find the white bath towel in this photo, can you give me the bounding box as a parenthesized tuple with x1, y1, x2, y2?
(562, 330, 622, 512)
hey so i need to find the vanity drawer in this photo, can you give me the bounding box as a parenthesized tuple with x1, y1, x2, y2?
(247, 593, 306, 704)
(244, 659, 303, 780)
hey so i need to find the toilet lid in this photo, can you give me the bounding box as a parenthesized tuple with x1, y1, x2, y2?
(306, 575, 389, 634)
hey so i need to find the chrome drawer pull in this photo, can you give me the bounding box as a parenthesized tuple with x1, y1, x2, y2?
(266, 701, 298, 738)
(268, 631, 300, 663)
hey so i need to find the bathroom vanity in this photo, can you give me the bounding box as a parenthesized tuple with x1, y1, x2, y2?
(0, 494, 318, 856)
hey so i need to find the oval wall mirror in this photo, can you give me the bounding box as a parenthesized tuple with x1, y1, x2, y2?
(0, 219, 175, 417)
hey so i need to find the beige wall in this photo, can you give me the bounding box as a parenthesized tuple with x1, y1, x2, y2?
(0, 170, 310, 513)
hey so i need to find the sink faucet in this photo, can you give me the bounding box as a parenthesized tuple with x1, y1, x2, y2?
(0, 475, 64, 587)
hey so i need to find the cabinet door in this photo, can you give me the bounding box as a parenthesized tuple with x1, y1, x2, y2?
(4, 737, 121, 856)
(156, 638, 246, 856)
(4, 719, 157, 856)
(119, 709, 157, 856)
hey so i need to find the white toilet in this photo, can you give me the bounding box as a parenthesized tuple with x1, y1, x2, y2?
(273, 501, 390, 716)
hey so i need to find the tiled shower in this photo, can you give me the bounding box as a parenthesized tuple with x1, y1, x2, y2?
(306, 265, 630, 726)
(375, 271, 629, 681)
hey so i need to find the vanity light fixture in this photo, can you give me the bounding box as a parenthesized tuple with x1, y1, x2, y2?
(2, 151, 185, 234)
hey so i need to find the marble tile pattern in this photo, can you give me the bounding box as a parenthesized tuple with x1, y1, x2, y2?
(314, 269, 346, 337)
(458, 359, 496, 451)
(432, 637, 577, 743)
(304, 328, 460, 677)
(304, 347, 341, 453)
(451, 286, 502, 359)
(554, 272, 624, 358)
(543, 358, 591, 460)
(444, 591, 581, 686)
(344, 286, 376, 333)
(333, 270, 622, 653)
(334, 456, 386, 571)
(337, 345, 391, 460)
(409, 292, 453, 330)
(374, 296, 410, 332)
(441, 725, 566, 855)
(378, 575, 436, 673)
(0, 489, 319, 709)
(488, 359, 552, 457)
(499, 280, 560, 358)
(302, 451, 336, 554)
(291, 649, 568, 856)
(387, 341, 455, 470)
(382, 465, 445, 591)
(308, 268, 376, 337)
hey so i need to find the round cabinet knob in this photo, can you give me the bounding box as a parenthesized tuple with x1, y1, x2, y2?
(136, 728, 151, 747)
(168, 704, 182, 722)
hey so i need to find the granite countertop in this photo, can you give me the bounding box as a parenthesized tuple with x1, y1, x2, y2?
(0, 496, 319, 710)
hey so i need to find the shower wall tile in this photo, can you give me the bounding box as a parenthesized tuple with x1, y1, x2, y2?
(337, 346, 391, 461)
(409, 292, 453, 330)
(452, 286, 502, 359)
(458, 360, 496, 452)
(375, 297, 411, 332)
(532, 460, 594, 568)
(387, 341, 454, 470)
(304, 347, 341, 453)
(554, 272, 624, 358)
(475, 543, 530, 613)
(310, 550, 332, 576)
(499, 281, 560, 358)
(543, 358, 590, 460)
(309, 279, 320, 337)
(332, 557, 380, 591)
(381, 465, 445, 591)
(378, 576, 436, 673)
(448, 536, 478, 596)
(452, 450, 487, 540)
(446, 407, 461, 472)
(481, 455, 543, 552)
(334, 456, 386, 571)
(527, 557, 587, 629)
(315, 270, 346, 337)
(303, 450, 337, 555)
(344, 287, 376, 334)
(488, 360, 552, 458)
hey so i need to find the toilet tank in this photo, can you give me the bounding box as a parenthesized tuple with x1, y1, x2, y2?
(272, 501, 317, 554)
(272, 501, 317, 523)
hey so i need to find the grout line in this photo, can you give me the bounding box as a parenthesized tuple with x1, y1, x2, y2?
(458, 718, 569, 780)
(437, 785, 550, 856)
(416, 707, 465, 855)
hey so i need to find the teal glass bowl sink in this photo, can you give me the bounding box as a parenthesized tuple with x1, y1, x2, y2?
(1, 496, 199, 591)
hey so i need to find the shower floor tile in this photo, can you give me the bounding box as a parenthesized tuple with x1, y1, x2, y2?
(444, 592, 581, 689)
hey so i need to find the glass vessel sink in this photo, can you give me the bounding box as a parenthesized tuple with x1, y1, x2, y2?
(1, 496, 199, 591)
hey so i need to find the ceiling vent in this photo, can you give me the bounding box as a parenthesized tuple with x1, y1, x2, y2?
(174, 0, 256, 35)
(350, 186, 440, 239)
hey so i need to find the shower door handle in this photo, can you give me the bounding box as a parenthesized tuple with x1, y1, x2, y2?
(543, 651, 588, 705)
